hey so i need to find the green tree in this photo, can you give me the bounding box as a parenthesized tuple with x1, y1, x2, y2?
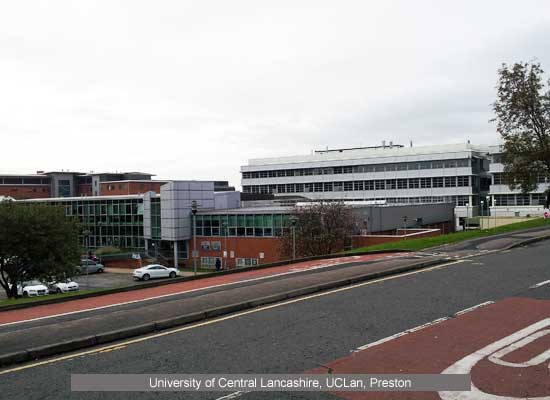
(0, 201, 81, 298)
(493, 61, 550, 193)
(279, 202, 355, 259)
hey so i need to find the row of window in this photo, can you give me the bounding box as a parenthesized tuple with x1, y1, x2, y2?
(242, 159, 474, 180)
(81, 235, 145, 249)
(0, 177, 50, 185)
(494, 194, 546, 206)
(64, 201, 144, 217)
(243, 176, 472, 194)
(493, 173, 550, 185)
(200, 257, 259, 268)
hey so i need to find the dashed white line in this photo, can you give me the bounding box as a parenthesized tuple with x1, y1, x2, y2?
(216, 391, 246, 399)
(453, 301, 494, 316)
(352, 300, 495, 353)
(353, 317, 449, 352)
(529, 279, 550, 289)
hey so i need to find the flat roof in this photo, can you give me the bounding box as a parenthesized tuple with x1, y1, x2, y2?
(101, 180, 168, 184)
(198, 206, 293, 215)
(245, 143, 493, 167)
(21, 194, 144, 202)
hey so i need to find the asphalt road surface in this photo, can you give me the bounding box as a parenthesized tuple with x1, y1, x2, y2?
(1, 240, 549, 400)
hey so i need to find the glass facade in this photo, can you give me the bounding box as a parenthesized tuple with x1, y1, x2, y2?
(195, 213, 290, 237)
(53, 198, 145, 250)
(150, 197, 161, 240)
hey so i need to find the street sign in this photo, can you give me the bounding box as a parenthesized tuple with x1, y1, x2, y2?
(192, 250, 199, 258)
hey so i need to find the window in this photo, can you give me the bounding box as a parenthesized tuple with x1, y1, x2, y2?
(516, 195, 530, 206)
(420, 161, 431, 170)
(211, 241, 221, 251)
(236, 258, 259, 268)
(444, 177, 456, 187)
(386, 179, 396, 189)
(344, 181, 353, 191)
(354, 181, 364, 191)
(324, 182, 333, 192)
(433, 177, 444, 187)
(375, 180, 385, 190)
(333, 182, 343, 191)
(408, 178, 420, 188)
(420, 178, 431, 188)
(201, 241, 211, 250)
(397, 179, 407, 189)
(364, 180, 374, 190)
(201, 257, 217, 268)
(457, 176, 469, 187)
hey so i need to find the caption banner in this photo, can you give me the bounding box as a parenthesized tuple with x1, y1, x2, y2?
(71, 374, 470, 392)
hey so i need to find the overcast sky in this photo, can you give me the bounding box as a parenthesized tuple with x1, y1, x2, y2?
(1, 1, 549, 187)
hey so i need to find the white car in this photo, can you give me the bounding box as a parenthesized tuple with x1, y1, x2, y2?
(132, 264, 178, 281)
(48, 279, 80, 294)
(17, 280, 49, 297)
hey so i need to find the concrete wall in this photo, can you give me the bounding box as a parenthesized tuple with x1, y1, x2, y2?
(355, 202, 454, 233)
(489, 206, 545, 218)
(214, 191, 241, 210)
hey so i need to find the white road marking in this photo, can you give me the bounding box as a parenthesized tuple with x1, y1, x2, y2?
(453, 301, 494, 317)
(530, 279, 550, 289)
(0, 260, 465, 376)
(439, 318, 550, 400)
(0, 255, 393, 328)
(216, 391, 247, 399)
(354, 317, 449, 352)
(353, 301, 495, 353)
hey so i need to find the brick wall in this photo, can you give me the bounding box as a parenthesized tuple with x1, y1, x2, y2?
(352, 228, 441, 248)
(100, 181, 166, 196)
(189, 236, 282, 269)
(0, 185, 51, 199)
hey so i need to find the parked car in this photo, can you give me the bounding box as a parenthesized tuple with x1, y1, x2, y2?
(17, 280, 49, 297)
(133, 264, 178, 281)
(77, 259, 105, 274)
(48, 279, 79, 294)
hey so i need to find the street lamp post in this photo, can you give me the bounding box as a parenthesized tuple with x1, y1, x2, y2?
(83, 229, 90, 289)
(402, 216, 407, 239)
(290, 216, 298, 260)
(191, 200, 198, 276)
(222, 221, 228, 270)
(465, 203, 470, 231)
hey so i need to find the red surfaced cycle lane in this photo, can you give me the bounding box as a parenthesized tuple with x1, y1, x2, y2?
(0, 253, 399, 326)
(308, 297, 550, 399)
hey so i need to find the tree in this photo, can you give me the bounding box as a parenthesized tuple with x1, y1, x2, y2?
(0, 201, 81, 298)
(493, 61, 550, 193)
(279, 202, 355, 259)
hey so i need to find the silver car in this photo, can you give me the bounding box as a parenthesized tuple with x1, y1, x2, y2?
(77, 259, 105, 274)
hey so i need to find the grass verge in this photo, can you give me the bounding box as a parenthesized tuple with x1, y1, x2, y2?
(0, 288, 112, 308)
(347, 217, 550, 253)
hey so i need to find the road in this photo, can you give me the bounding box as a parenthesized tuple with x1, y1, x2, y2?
(0, 238, 549, 399)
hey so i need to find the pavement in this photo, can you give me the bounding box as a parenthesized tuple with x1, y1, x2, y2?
(0, 232, 549, 399)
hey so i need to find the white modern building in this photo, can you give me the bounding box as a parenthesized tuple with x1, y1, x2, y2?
(241, 143, 492, 227)
(488, 145, 549, 216)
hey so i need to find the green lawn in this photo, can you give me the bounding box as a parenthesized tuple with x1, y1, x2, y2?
(0, 287, 113, 308)
(347, 217, 550, 253)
